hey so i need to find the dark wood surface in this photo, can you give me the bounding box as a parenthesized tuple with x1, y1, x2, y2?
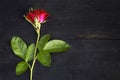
(0, 0, 120, 80)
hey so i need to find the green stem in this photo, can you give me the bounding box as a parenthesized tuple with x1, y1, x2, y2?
(30, 56, 37, 80)
(30, 28, 40, 80)
(34, 32, 40, 58)
(30, 69, 33, 80)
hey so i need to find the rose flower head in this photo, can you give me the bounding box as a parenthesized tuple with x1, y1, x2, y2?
(24, 8, 49, 29)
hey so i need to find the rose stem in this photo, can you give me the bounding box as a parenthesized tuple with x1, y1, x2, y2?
(30, 27, 40, 80)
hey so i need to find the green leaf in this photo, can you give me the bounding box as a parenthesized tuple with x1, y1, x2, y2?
(25, 43, 35, 62)
(37, 51, 51, 67)
(38, 34, 50, 51)
(11, 36, 27, 59)
(43, 40, 71, 53)
(16, 61, 28, 76)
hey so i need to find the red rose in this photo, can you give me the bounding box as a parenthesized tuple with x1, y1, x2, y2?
(24, 9, 49, 25)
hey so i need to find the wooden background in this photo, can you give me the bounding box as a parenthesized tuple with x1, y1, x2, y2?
(0, 0, 120, 80)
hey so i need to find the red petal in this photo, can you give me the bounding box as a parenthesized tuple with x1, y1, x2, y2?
(25, 9, 49, 23)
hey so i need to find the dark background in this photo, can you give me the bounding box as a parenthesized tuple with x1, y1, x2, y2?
(0, 0, 120, 80)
